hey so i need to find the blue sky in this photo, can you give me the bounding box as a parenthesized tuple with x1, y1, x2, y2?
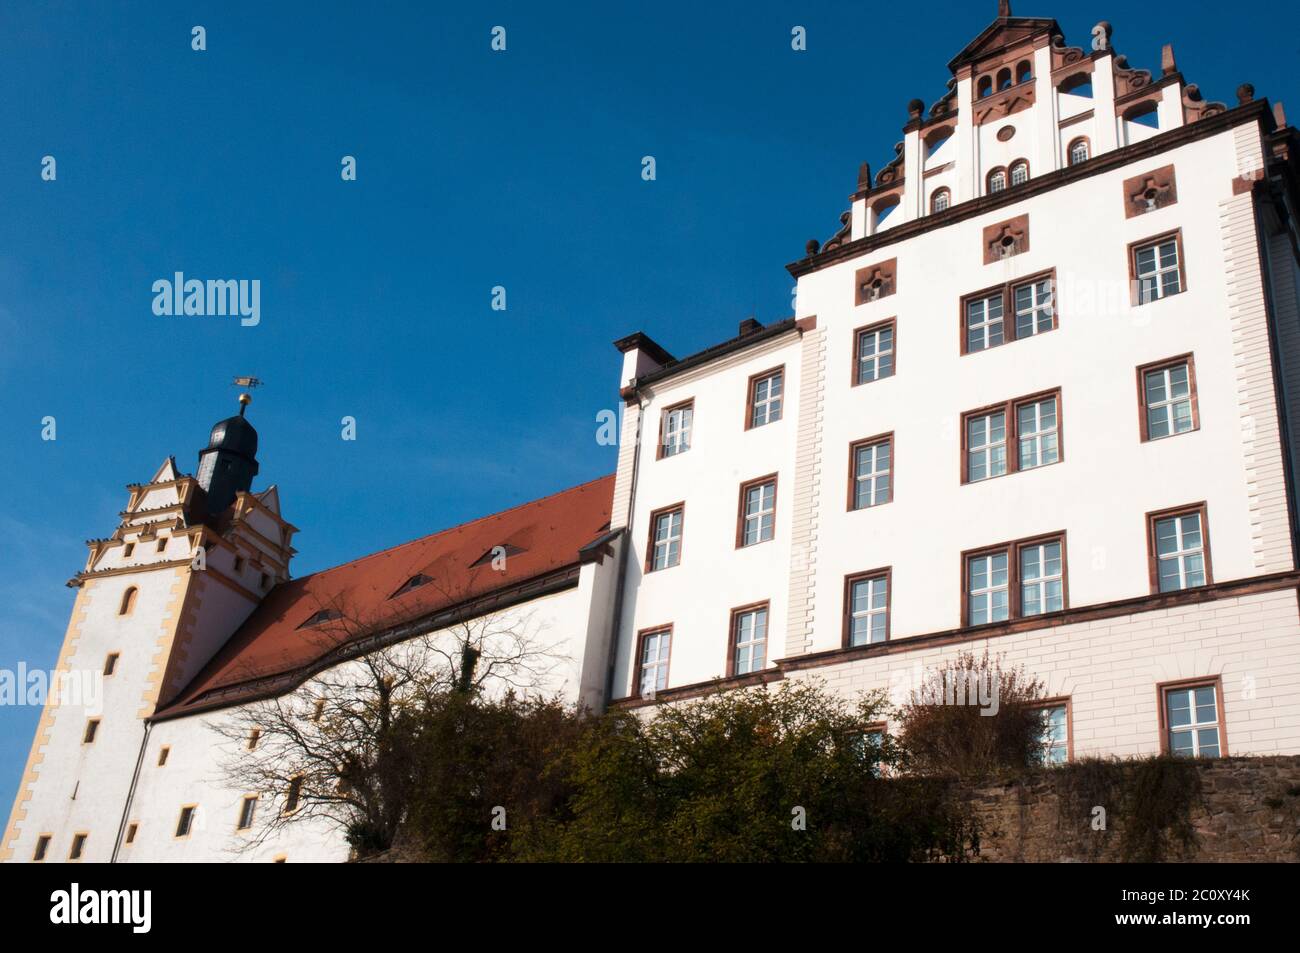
(0, 0, 1294, 813)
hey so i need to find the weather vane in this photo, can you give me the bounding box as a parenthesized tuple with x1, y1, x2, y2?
(231, 376, 263, 416)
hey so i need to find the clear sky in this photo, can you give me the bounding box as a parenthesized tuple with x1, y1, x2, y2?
(0, 0, 1294, 814)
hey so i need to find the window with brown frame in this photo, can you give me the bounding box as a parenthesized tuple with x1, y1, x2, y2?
(961, 270, 1057, 354)
(1030, 698, 1072, 764)
(1158, 676, 1226, 757)
(987, 167, 1007, 194)
(736, 475, 777, 547)
(1009, 159, 1030, 186)
(237, 795, 258, 831)
(1067, 137, 1090, 166)
(963, 532, 1067, 626)
(657, 400, 694, 459)
(125, 823, 138, 845)
(853, 319, 895, 385)
(155, 537, 167, 554)
(862, 722, 889, 777)
(1146, 503, 1211, 593)
(157, 745, 170, 766)
(284, 776, 304, 815)
(745, 367, 783, 430)
(247, 728, 261, 751)
(645, 502, 684, 572)
(727, 602, 770, 676)
(843, 568, 890, 647)
(1138, 354, 1198, 441)
(1129, 230, 1186, 305)
(961, 389, 1061, 483)
(122, 542, 134, 559)
(930, 187, 951, 213)
(848, 433, 893, 510)
(632, 625, 672, 697)
(33, 834, 51, 862)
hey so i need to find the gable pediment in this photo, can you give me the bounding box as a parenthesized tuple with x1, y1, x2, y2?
(948, 17, 1060, 72)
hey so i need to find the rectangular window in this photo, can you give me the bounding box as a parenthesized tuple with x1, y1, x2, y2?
(103, 653, 119, 677)
(1160, 679, 1225, 758)
(69, 833, 87, 861)
(854, 320, 896, 384)
(961, 271, 1057, 354)
(965, 533, 1067, 626)
(83, 719, 99, 744)
(33, 835, 51, 862)
(285, 776, 303, 814)
(730, 604, 769, 676)
(1019, 540, 1064, 616)
(1139, 355, 1198, 440)
(156, 538, 167, 553)
(1012, 277, 1054, 339)
(175, 806, 196, 838)
(1132, 232, 1184, 304)
(845, 570, 890, 647)
(966, 411, 1007, 482)
(634, 627, 672, 697)
(965, 291, 1004, 352)
(157, 746, 170, 766)
(963, 390, 1062, 483)
(646, 504, 684, 572)
(849, 434, 893, 510)
(658, 401, 693, 458)
(237, 795, 258, 831)
(862, 724, 887, 777)
(125, 823, 138, 845)
(737, 476, 777, 547)
(247, 729, 261, 751)
(1032, 702, 1070, 765)
(1148, 505, 1210, 592)
(747, 368, 783, 429)
(1016, 396, 1059, 470)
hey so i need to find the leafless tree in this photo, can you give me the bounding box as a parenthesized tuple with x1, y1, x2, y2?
(214, 564, 572, 857)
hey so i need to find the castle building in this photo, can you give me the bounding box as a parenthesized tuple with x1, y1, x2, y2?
(7, 3, 1300, 862)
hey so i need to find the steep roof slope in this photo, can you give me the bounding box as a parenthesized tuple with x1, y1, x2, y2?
(157, 474, 615, 718)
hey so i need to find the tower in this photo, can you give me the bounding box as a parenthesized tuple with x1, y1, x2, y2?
(1, 400, 296, 863)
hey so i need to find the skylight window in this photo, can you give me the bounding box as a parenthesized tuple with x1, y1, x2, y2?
(298, 608, 343, 629)
(470, 543, 525, 568)
(390, 573, 433, 598)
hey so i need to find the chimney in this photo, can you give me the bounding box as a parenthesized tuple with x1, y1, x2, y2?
(738, 317, 763, 337)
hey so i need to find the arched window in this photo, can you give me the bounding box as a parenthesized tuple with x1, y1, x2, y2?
(1009, 160, 1029, 186)
(930, 188, 951, 213)
(1124, 101, 1160, 130)
(1016, 60, 1032, 85)
(1059, 72, 1093, 97)
(119, 587, 138, 616)
(997, 68, 1013, 91)
(1068, 137, 1090, 166)
(977, 76, 993, 99)
(987, 168, 1007, 194)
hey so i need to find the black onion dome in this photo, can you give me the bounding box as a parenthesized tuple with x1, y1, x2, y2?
(206, 414, 258, 460)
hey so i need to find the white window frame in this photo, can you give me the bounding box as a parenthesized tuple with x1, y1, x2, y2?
(638, 629, 671, 696)
(965, 292, 1005, 352)
(1069, 140, 1089, 165)
(1164, 684, 1221, 758)
(967, 552, 1009, 625)
(1019, 541, 1063, 616)
(856, 323, 895, 384)
(1017, 397, 1059, 470)
(1135, 237, 1181, 303)
(1009, 161, 1029, 185)
(750, 372, 783, 428)
(662, 404, 693, 457)
(1036, 704, 1069, 764)
(651, 509, 683, 571)
(741, 480, 776, 546)
(848, 575, 889, 646)
(966, 411, 1007, 482)
(1154, 512, 1206, 592)
(1144, 363, 1194, 439)
(1012, 277, 1054, 339)
(988, 169, 1007, 194)
(732, 607, 768, 675)
(852, 439, 892, 510)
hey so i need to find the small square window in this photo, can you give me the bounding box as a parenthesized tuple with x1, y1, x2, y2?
(125, 823, 138, 845)
(83, 719, 100, 744)
(103, 653, 120, 677)
(69, 833, 87, 861)
(175, 805, 196, 838)
(33, 834, 51, 862)
(122, 542, 135, 558)
(157, 746, 170, 766)
(247, 729, 261, 751)
(155, 538, 167, 554)
(233, 555, 245, 573)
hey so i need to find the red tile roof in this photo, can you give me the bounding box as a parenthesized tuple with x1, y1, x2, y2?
(156, 474, 615, 718)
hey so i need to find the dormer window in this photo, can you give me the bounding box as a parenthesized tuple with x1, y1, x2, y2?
(1009, 160, 1029, 186)
(298, 608, 342, 629)
(469, 544, 526, 568)
(391, 573, 433, 597)
(987, 169, 1007, 194)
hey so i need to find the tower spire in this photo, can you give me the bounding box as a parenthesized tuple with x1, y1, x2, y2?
(998, 0, 1012, 17)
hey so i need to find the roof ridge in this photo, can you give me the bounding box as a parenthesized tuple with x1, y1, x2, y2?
(287, 473, 615, 583)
